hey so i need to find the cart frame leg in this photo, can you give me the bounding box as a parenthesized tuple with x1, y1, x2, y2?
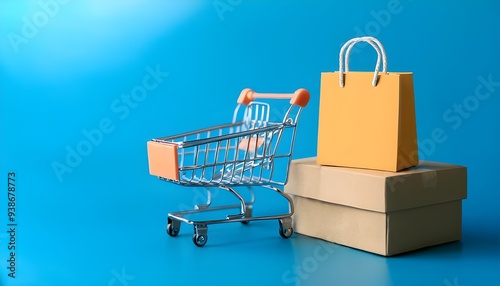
(220, 185, 246, 220)
(194, 187, 213, 210)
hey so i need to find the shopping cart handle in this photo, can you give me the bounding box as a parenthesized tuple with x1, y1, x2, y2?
(237, 88, 310, 107)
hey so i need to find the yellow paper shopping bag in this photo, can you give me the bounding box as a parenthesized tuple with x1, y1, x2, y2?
(317, 36, 418, 172)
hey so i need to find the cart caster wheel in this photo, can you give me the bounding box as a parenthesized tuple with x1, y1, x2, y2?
(193, 233, 208, 247)
(279, 220, 293, 239)
(167, 223, 179, 237)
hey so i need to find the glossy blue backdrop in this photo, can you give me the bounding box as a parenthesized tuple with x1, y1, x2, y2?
(1, 0, 499, 285)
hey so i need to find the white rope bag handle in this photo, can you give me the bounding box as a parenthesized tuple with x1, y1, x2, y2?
(339, 36, 388, 87)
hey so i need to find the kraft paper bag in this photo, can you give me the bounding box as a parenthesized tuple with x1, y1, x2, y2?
(317, 36, 418, 172)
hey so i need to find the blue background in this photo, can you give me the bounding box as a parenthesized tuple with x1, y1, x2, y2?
(1, 0, 499, 285)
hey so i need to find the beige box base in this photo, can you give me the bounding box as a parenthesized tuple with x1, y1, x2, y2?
(292, 195, 462, 256)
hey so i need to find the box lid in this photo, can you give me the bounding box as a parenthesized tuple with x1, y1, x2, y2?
(285, 158, 467, 212)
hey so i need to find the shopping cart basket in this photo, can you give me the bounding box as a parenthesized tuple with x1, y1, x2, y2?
(147, 88, 310, 246)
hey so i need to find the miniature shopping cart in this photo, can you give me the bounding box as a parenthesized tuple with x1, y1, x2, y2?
(147, 88, 310, 246)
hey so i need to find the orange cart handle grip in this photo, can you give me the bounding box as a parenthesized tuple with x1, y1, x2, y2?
(237, 88, 310, 107)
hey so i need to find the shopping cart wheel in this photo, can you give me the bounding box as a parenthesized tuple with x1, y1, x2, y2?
(193, 225, 208, 247)
(193, 233, 208, 247)
(166, 217, 180, 237)
(167, 223, 179, 237)
(278, 218, 293, 239)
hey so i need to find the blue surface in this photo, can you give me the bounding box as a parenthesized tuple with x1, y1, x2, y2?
(1, 0, 499, 285)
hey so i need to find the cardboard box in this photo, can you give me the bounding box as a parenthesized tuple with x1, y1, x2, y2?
(285, 158, 467, 256)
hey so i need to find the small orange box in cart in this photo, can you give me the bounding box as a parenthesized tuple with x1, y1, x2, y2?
(147, 141, 179, 181)
(285, 158, 467, 256)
